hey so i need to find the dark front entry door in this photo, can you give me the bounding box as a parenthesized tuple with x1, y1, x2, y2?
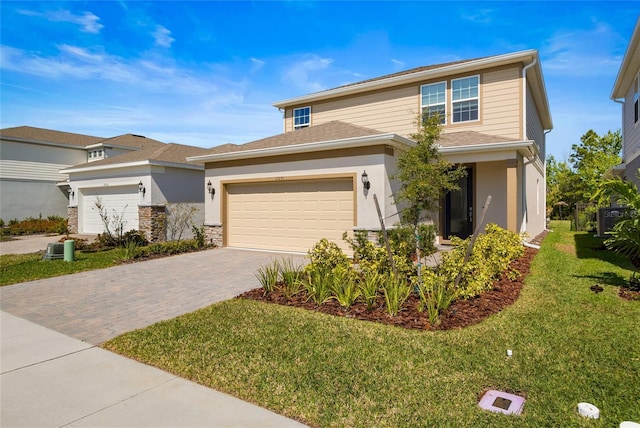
(444, 167, 473, 240)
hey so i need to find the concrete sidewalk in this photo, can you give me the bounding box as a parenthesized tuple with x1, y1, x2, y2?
(1, 310, 307, 428)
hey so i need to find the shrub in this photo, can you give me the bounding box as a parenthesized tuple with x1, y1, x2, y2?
(438, 223, 524, 299)
(416, 272, 455, 325)
(122, 229, 149, 247)
(5, 215, 68, 236)
(192, 225, 206, 248)
(303, 265, 334, 305)
(359, 270, 383, 310)
(306, 238, 350, 273)
(382, 274, 411, 316)
(279, 258, 304, 299)
(255, 260, 280, 295)
(330, 265, 361, 309)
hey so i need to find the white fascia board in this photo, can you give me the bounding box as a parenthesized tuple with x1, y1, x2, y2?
(439, 140, 538, 158)
(273, 50, 537, 108)
(61, 160, 203, 174)
(187, 134, 415, 164)
(611, 18, 640, 99)
(84, 143, 142, 151)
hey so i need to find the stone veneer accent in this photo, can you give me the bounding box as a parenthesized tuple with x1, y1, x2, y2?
(67, 206, 78, 234)
(204, 224, 223, 247)
(138, 205, 167, 243)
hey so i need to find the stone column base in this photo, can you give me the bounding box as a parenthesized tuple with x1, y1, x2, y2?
(138, 205, 167, 242)
(67, 206, 78, 234)
(204, 224, 223, 247)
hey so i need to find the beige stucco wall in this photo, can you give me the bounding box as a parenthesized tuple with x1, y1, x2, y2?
(204, 149, 401, 233)
(284, 65, 523, 141)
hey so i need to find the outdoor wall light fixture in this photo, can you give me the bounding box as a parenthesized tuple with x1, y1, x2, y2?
(361, 171, 371, 190)
(68, 188, 74, 198)
(207, 180, 215, 196)
(138, 181, 146, 196)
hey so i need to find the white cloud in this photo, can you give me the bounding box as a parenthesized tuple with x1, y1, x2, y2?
(462, 9, 494, 25)
(18, 9, 103, 34)
(541, 20, 624, 77)
(250, 57, 266, 73)
(152, 25, 175, 48)
(391, 58, 406, 69)
(282, 55, 334, 92)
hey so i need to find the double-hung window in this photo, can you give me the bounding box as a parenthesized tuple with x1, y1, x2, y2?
(421, 82, 446, 124)
(452, 75, 479, 123)
(293, 106, 311, 130)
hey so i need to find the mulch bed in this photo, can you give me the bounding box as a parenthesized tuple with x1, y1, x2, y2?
(238, 233, 544, 331)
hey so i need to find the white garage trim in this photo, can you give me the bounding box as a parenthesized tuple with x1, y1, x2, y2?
(79, 185, 140, 234)
(223, 174, 356, 253)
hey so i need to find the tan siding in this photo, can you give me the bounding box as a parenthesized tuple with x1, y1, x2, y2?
(282, 65, 523, 141)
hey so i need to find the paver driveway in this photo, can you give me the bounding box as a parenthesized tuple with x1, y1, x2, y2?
(0, 248, 305, 344)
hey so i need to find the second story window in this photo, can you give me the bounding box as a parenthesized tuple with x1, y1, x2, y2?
(293, 106, 311, 130)
(421, 82, 446, 124)
(452, 75, 479, 123)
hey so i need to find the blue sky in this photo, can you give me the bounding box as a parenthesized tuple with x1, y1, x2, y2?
(1, 1, 638, 161)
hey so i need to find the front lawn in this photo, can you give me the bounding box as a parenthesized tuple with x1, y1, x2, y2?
(0, 250, 121, 286)
(104, 222, 640, 427)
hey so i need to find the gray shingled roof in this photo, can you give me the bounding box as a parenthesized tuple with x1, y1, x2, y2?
(90, 134, 166, 150)
(202, 121, 388, 155)
(0, 126, 104, 147)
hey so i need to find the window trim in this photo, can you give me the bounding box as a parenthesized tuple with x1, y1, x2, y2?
(293, 106, 311, 130)
(420, 81, 447, 125)
(451, 74, 480, 124)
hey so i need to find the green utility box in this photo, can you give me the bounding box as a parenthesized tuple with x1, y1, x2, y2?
(63, 240, 75, 262)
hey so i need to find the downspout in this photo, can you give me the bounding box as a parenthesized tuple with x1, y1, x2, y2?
(520, 57, 537, 234)
(544, 129, 552, 230)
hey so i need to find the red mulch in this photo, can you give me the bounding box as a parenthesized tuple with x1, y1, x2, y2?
(238, 234, 544, 331)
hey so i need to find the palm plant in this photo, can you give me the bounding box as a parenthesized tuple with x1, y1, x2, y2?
(594, 174, 640, 269)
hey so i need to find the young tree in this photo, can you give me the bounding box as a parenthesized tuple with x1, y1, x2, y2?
(394, 113, 467, 226)
(569, 129, 622, 202)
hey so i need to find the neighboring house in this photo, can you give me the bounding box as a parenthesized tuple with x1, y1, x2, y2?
(0, 126, 102, 221)
(189, 49, 553, 253)
(1, 126, 208, 241)
(611, 17, 640, 188)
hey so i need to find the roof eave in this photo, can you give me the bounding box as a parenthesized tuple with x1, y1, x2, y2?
(188, 134, 415, 164)
(439, 140, 538, 158)
(61, 159, 202, 174)
(273, 49, 538, 108)
(611, 18, 640, 100)
(0, 136, 89, 150)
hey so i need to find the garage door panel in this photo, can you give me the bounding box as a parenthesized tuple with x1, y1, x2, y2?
(80, 186, 139, 234)
(227, 179, 354, 253)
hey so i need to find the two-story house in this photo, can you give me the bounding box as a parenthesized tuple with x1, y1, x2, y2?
(1, 126, 207, 241)
(611, 17, 640, 188)
(189, 49, 553, 253)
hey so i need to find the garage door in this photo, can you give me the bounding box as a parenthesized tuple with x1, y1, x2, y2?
(226, 178, 354, 253)
(80, 186, 140, 234)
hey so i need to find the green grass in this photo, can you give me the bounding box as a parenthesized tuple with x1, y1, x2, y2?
(104, 221, 640, 427)
(0, 249, 121, 286)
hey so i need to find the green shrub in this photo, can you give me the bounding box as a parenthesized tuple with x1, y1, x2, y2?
(122, 229, 148, 247)
(416, 272, 455, 325)
(279, 258, 303, 298)
(115, 240, 141, 262)
(5, 215, 68, 235)
(330, 265, 361, 309)
(191, 224, 206, 248)
(306, 238, 350, 273)
(382, 274, 411, 316)
(255, 260, 280, 294)
(438, 223, 524, 299)
(359, 270, 383, 310)
(303, 265, 333, 305)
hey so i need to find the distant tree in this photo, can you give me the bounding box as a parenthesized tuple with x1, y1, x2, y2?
(394, 113, 467, 226)
(546, 155, 580, 219)
(569, 129, 622, 202)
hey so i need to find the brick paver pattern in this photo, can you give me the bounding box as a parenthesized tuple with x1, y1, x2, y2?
(0, 248, 305, 344)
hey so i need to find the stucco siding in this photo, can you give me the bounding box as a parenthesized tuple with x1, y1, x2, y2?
(151, 166, 204, 204)
(475, 161, 508, 229)
(205, 151, 398, 233)
(0, 141, 86, 181)
(0, 179, 69, 221)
